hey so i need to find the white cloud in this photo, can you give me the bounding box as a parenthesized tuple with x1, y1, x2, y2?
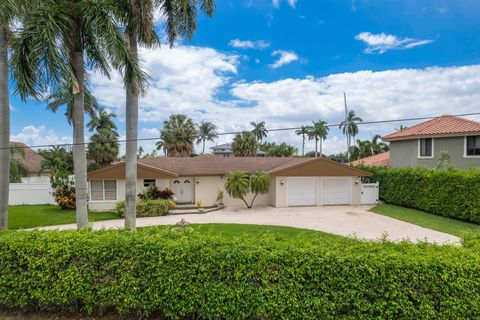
(355, 32, 434, 54)
(11, 125, 71, 148)
(272, 0, 297, 9)
(228, 39, 271, 50)
(269, 50, 299, 68)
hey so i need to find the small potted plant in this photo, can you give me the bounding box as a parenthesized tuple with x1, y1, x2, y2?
(196, 199, 204, 212)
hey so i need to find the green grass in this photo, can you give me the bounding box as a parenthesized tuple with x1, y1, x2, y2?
(8, 205, 118, 230)
(370, 204, 480, 237)
(182, 223, 343, 242)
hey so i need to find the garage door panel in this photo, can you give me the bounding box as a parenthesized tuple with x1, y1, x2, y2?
(322, 178, 352, 205)
(287, 177, 317, 206)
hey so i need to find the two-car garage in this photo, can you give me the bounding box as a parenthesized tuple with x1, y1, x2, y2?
(286, 177, 353, 206)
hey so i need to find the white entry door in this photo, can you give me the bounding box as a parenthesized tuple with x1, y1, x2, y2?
(287, 177, 317, 206)
(322, 178, 352, 205)
(170, 177, 194, 203)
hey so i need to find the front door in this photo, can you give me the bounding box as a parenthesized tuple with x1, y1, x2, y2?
(170, 177, 194, 204)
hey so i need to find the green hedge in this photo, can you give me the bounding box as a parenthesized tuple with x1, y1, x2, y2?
(0, 228, 480, 319)
(115, 199, 175, 218)
(359, 165, 480, 223)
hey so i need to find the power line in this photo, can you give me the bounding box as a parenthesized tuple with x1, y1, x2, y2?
(4, 111, 480, 150)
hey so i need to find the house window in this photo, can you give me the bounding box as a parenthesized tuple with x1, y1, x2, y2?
(143, 179, 156, 188)
(419, 138, 433, 158)
(90, 180, 117, 201)
(466, 136, 480, 156)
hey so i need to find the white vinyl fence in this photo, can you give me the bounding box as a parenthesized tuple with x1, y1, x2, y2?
(360, 182, 379, 204)
(9, 176, 55, 205)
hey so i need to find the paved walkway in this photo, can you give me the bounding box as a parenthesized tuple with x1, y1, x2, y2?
(35, 205, 460, 244)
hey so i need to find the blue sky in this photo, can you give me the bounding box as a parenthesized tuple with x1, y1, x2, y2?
(10, 0, 480, 155)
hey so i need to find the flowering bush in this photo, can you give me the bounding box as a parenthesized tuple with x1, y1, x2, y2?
(138, 186, 174, 200)
(54, 185, 76, 210)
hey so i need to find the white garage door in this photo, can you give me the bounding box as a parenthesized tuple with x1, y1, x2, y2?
(287, 177, 317, 206)
(322, 178, 352, 205)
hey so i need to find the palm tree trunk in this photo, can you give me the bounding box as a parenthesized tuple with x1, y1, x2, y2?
(315, 138, 318, 157)
(72, 51, 88, 229)
(302, 134, 305, 156)
(0, 27, 10, 230)
(124, 31, 138, 230)
(319, 139, 323, 157)
(202, 139, 205, 154)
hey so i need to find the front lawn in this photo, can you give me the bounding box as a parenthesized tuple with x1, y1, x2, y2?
(8, 205, 118, 230)
(370, 204, 480, 237)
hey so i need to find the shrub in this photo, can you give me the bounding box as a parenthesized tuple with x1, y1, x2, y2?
(138, 186, 174, 200)
(0, 229, 479, 318)
(115, 199, 174, 218)
(358, 165, 480, 223)
(54, 185, 76, 210)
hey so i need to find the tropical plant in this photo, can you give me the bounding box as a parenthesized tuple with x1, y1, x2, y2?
(349, 135, 389, 161)
(116, 0, 214, 229)
(11, 0, 146, 229)
(160, 114, 197, 157)
(9, 144, 29, 183)
(261, 142, 297, 157)
(231, 132, 258, 157)
(54, 184, 76, 210)
(436, 151, 452, 170)
(38, 146, 74, 188)
(339, 110, 363, 158)
(0, 0, 34, 229)
(137, 186, 174, 201)
(46, 83, 99, 126)
(307, 120, 329, 157)
(250, 121, 268, 141)
(225, 171, 270, 208)
(295, 126, 309, 156)
(87, 109, 119, 170)
(196, 121, 218, 154)
(216, 189, 224, 205)
(155, 139, 166, 156)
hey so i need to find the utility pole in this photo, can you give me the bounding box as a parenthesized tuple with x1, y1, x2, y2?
(343, 92, 350, 162)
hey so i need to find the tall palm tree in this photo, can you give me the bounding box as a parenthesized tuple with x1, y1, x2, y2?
(307, 120, 329, 157)
(0, 0, 33, 229)
(116, 0, 215, 230)
(339, 110, 363, 158)
(87, 109, 119, 170)
(196, 121, 218, 154)
(46, 84, 99, 126)
(295, 125, 309, 156)
(160, 114, 197, 157)
(251, 121, 268, 141)
(231, 132, 257, 157)
(12, 0, 145, 229)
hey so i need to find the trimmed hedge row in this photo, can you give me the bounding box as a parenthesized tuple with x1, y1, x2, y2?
(115, 199, 175, 218)
(1, 228, 480, 319)
(360, 165, 480, 223)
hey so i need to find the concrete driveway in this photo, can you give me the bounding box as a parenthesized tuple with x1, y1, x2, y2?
(36, 205, 459, 244)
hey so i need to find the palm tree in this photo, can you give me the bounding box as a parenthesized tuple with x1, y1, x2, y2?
(295, 126, 309, 156)
(0, 0, 34, 229)
(225, 171, 270, 208)
(9, 144, 29, 183)
(116, 0, 214, 230)
(39, 146, 74, 188)
(370, 134, 389, 154)
(160, 114, 197, 157)
(12, 0, 145, 229)
(46, 84, 99, 126)
(339, 110, 363, 159)
(196, 121, 218, 154)
(155, 139, 166, 156)
(307, 120, 329, 157)
(251, 121, 268, 141)
(87, 110, 119, 170)
(232, 132, 257, 157)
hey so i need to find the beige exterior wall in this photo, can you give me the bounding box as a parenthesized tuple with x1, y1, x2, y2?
(351, 176, 362, 205)
(194, 176, 271, 207)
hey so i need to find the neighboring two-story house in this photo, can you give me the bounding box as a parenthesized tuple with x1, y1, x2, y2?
(211, 143, 266, 157)
(382, 115, 480, 169)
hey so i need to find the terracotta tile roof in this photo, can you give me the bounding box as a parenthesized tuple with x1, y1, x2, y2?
(11, 142, 46, 174)
(139, 156, 312, 176)
(382, 115, 480, 141)
(351, 152, 390, 167)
